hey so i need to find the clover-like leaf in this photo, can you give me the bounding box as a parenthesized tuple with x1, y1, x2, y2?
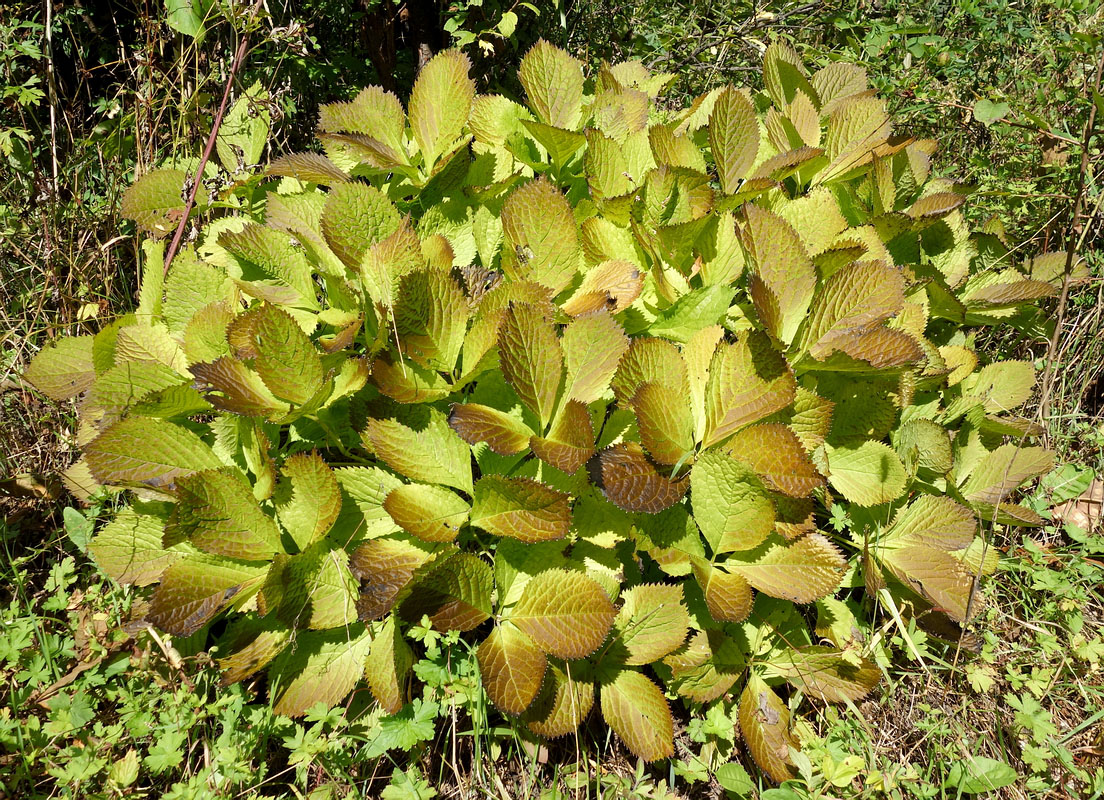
(509, 568, 615, 659)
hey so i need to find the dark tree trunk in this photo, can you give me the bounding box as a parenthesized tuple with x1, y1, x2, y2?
(359, 0, 398, 92)
(401, 0, 443, 73)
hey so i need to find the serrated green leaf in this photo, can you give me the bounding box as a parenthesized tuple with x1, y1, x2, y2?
(470, 476, 571, 543)
(530, 399, 595, 474)
(612, 584, 690, 665)
(365, 615, 413, 714)
(633, 382, 696, 466)
(611, 336, 688, 406)
(498, 302, 563, 427)
(588, 443, 689, 513)
(363, 406, 473, 493)
(322, 182, 402, 270)
(723, 533, 845, 603)
(409, 49, 474, 167)
(704, 332, 796, 448)
(86, 417, 221, 489)
(24, 336, 96, 401)
(763, 646, 880, 702)
(724, 423, 824, 497)
(269, 626, 372, 717)
(167, 468, 283, 560)
(500, 177, 581, 294)
(960, 444, 1053, 506)
(89, 507, 181, 586)
(562, 311, 629, 404)
(519, 40, 584, 130)
(745, 205, 816, 345)
(691, 450, 775, 553)
(649, 284, 735, 344)
(384, 484, 470, 543)
(121, 169, 187, 236)
(275, 452, 342, 550)
(523, 662, 595, 738)
(826, 442, 907, 507)
(216, 82, 269, 173)
(709, 87, 758, 193)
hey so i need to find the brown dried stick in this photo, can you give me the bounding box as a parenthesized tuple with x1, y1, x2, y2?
(1038, 47, 1104, 424)
(162, 0, 265, 275)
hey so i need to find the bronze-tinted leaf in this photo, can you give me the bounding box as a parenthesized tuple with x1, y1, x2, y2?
(723, 533, 846, 603)
(764, 646, 881, 702)
(743, 205, 816, 344)
(448, 403, 534, 455)
(509, 568, 615, 659)
(738, 674, 798, 783)
(147, 555, 267, 636)
(523, 662, 595, 737)
(587, 443, 689, 513)
(600, 670, 674, 763)
(530, 399, 594, 474)
(562, 260, 644, 316)
(478, 623, 547, 715)
(724, 423, 825, 497)
(693, 559, 754, 623)
(349, 536, 454, 620)
(401, 552, 493, 632)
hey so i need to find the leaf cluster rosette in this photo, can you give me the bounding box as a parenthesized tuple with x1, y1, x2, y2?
(25, 40, 1069, 779)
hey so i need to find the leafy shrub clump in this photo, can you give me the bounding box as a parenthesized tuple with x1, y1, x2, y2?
(25, 40, 1070, 779)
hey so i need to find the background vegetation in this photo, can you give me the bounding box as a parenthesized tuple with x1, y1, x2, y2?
(1, 1, 1102, 798)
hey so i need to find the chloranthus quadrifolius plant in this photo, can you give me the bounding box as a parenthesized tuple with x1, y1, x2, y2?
(25, 39, 1074, 779)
